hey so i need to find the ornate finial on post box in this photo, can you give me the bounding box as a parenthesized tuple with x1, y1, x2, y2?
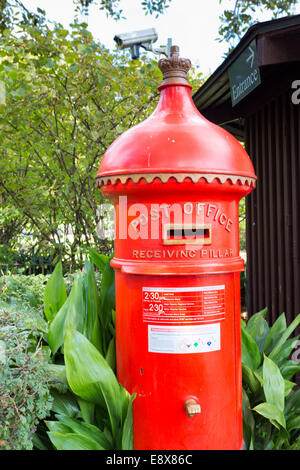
(158, 45, 191, 86)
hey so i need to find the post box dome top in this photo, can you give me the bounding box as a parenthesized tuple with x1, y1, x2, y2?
(96, 46, 256, 187)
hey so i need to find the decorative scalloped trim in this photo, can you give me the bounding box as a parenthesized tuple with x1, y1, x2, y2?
(96, 172, 256, 188)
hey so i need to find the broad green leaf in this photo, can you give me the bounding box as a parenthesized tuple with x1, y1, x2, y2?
(253, 402, 286, 429)
(279, 361, 300, 380)
(99, 255, 115, 329)
(45, 420, 72, 434)
(88, 247, 109, 273)
(64, 328, 122, 439)
(247, 307, 268, 326)
(272, 427, 290, 449)
(287, 415, 300, 433)
(64, 273, 85, 333)
(48, 364, 68, 386)
(105, 337, 116, 372)
(285, 389, 300, 415)
(119, 385, 131, 426)
(270, 336, 300, 365)
(50, 391, 80, 418)
(241, 326, 261, 370)
(32, 433, 52, 450)
(263, 355, 285, 412)
(242, 363, 262, 394)
(83, 259, 102, 352)
(48, 273, 84, 354)
(263, 313, 287, 355)
(91, 313, 103, 355)
(246, 313, 269, 353)
(121, 394, 135, 450)
(284, 380, 295, 397)
(55, 414, 112, 449)
(269, 314, 300, 360)
(242, 388, 255, 450)
(48, 431, 104, 450)
(288, 439, 300, 450)
(83, 259, 98, 331)
(78, 398, 95, 425)
(44, 261, 67, 322)
(47, 293, 71, 354)
(260, 422, 274, 450)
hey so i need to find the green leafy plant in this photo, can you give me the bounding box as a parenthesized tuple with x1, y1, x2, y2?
(0, 301, 52, 450)
(0, 273, 50, 308)
(0, 23, 161, 266)
(44, 262, 67, 323)
(0, 22, 203, 267)
(38, 251, 134, 450)
(218, 0, 297, 50)
(0, 0, 172, 32)
(242, 308, 300, 449)
(43, 258, 300, 451)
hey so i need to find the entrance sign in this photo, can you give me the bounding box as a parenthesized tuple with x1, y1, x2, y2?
(228, 39, 261, 106)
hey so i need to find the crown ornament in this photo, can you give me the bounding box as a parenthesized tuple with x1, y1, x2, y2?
(158, 45, 192, 86)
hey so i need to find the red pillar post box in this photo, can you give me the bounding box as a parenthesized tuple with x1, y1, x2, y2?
(96, 46, 256, 450)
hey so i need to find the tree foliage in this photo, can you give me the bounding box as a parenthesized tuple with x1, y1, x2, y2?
(218, 0, 297, 50)
(0, 0, 171, 32)
(0, 0, 47, 32)
(74, 0, 172, 20)
(0, 22, 203, 266)
(0, 0, 296, 46)
(0, 24, 159, 264)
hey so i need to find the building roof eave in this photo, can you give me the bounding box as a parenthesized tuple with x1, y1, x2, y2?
(193, 13, 300, 133)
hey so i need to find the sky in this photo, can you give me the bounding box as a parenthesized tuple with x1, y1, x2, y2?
(22, 0, 300, 76)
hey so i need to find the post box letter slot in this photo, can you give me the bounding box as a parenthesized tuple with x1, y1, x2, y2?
(162, 224, 212, 245)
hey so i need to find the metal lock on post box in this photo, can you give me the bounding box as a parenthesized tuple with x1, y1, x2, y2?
(96, 46, 256, 450)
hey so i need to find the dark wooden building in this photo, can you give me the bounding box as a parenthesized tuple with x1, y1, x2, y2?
(193, 15, 300, 326)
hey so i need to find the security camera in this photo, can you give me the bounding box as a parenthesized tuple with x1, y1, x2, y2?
(114, 28, 171, 60)
(114, 28, 158, 49)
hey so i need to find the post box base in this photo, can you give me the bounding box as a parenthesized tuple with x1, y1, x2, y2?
(115, 269, 243, 451)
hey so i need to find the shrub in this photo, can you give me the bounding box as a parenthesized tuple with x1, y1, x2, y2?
(3, 257, 300, 451)
(0, 270, 102, 310)
(242, 308, 300, 450)
(42, 258, 300, 451)
(0, 301, 52, 450)
(0, 274, 50, 308)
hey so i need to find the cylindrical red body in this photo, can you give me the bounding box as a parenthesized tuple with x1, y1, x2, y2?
(97, 72, 256, 450)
